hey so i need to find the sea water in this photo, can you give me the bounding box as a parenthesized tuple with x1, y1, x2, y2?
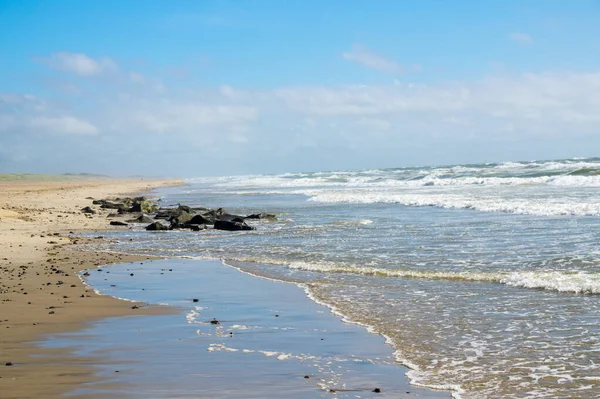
(96, 157, 600, 398)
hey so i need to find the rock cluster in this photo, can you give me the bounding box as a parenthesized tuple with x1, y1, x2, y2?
(82, 197, 277, 232)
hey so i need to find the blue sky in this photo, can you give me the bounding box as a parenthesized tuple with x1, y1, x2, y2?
(1, 0, 600, 176)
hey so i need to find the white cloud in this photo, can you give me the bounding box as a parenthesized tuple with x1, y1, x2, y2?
(124, 103, 257, 134)
(30, 116, 99, 135)
(342, 44, 406, 73)
(129, 72, 145, 83)
(509, 33, 534, 45)
(43, 52, 118, 76)
(275, 72, 600, 123)
(5, 60, 600, 174)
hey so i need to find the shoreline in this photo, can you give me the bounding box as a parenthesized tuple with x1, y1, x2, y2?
(1, 178, 451, 398)
(64, 258, 450, 398)
(0, 179, 183, 399)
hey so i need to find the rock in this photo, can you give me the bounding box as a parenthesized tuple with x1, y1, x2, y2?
(185, 214, 213, 225)
(210, 318, 220, 325)
(169, 211, 193, 225)
(100, 201, 126, 210)
(81, 206, 96, 214)
(218, 213, 245, 222)
(245, 213, 277, 221)
(128, 197, 158, 214)
(154, 211, 171, 219)
(200, 209, 220, 223)
(5, 362, 13, 366)
(155, 206, 188, 220)
(145, 222, 169, 231)
(214, 220, 255, 231)
(109, 221, 128, 226)
(373, 388, 381, 393)
(126, 214, 154, 224)
(192, 298, 199, 302)
(188, 224, 207, 231)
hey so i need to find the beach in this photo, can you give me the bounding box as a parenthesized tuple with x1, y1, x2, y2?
(0, 178, 448, 398)
(99, 160, 599, 399)
(3, 158, 600, 399)
(0, 179, 181, 399)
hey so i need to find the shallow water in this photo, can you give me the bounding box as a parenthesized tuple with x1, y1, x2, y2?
(44, 259, 447, 398)
(95, 158, 600, 398)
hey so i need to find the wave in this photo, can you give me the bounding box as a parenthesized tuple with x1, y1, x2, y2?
(184, 159, 600, 197)
(285, 261, 600, 294)
(307, 191, 600, 216)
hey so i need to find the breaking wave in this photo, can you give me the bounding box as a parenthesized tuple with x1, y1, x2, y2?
(285, 261, 600, 294)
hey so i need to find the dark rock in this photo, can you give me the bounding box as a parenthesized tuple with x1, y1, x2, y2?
(185, 214, 213, 225)
(169, 211, 193, 225)
(145, 222, 169, 231)
(210, 318, 220, 325)
(81, 206, 96, 214)
(218, 213, 245, 222)
(154, 211, 171, 219)
(100, 201, 126, 210)
(131, 305, 139, 309)
(214, 220, 255, 231)
(126, 214, 154, 224)
(245, 213, 277, 221)
(192, 298, 199, 302)
(5, 362, 13, 366)
(188, 224, 207, 231)
(373, 388, 381, 393)
(201, 209, 220, 222)
(131, 197, 159, 213)
(109, 221, 128, 226)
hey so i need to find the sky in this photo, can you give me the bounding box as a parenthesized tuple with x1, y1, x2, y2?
(1, 0, 600, 177)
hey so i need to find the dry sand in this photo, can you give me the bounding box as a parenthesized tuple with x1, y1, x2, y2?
(0, 179, 182, 399)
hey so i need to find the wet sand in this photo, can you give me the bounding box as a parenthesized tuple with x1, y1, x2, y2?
(50, 258, 450, 398)
(0, 179, 182, 399)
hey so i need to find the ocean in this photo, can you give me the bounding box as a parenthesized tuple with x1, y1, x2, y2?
(92, 157, 600, 398)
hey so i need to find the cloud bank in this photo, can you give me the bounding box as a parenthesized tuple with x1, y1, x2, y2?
(2, 52, 600, 175)
(41, 52, 118, 76)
